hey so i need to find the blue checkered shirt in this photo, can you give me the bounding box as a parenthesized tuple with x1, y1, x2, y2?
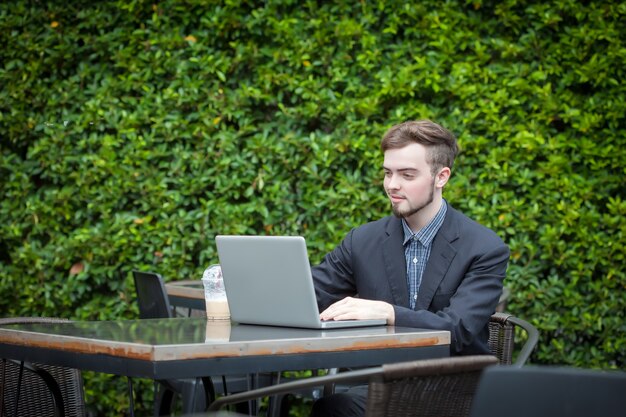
(402, 202, 447, 309)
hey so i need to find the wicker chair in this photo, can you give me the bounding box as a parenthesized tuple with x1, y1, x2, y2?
(0, 317, 86, 417)
(470, 365, 626, 417)
(201, 312, 536, 415)
(318, 312, 538, 399)
(488, 312, 539, 366)
(206, 355, 498, 416)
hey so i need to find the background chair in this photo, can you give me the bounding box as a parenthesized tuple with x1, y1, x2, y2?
(470, 365, 626, 417)
(488, 312, 539, 366)
(206, 355, 498, 417)
(132, 270, 262, 415)
(0, 317, 86, 417)
(132, 271, 214, 415)
(133, 270, 175, 319)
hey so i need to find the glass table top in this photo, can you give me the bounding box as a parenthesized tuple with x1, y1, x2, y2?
(0, 317, 440, 345)
(0, 317, 450, 364)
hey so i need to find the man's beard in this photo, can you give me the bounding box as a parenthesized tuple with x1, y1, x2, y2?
(390, 179, 435, 219)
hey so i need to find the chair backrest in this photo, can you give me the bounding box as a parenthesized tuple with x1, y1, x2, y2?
(470, 365, 626, 417)
(132, 270, 173, 319)
(488, 312, 538, 366)
(495, 287, 510, 312)
(0, 317, 86, 417)
(365, 355, 498, 417)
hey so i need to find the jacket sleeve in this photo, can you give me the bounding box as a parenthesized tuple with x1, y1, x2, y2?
(312, 228, 359, 311)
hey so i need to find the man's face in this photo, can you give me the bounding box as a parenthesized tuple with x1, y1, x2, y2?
(383, 143, 436, 219)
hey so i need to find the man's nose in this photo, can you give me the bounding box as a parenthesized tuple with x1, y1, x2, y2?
(387, 175, 400, 190)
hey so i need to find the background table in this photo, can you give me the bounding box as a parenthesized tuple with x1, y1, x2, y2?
(166, 280, 206, 311)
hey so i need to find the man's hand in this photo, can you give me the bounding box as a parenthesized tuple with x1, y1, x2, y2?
(320, 297, 395, 325)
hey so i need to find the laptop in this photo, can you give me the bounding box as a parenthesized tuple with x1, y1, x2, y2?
(215, 235, 387, 329)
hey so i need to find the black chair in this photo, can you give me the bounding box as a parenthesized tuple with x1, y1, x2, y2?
(132, 270, 264, 415)
(134, 270, 174, 319)
(470, 365, 626, 417)
(206, 355, 498, 416)
(132, 271, 214, 415)
(488, 312, 539, 366)
(0, 317, 86, 417)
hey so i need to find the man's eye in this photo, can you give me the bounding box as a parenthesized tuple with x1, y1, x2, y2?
(403, 174, 415, 179)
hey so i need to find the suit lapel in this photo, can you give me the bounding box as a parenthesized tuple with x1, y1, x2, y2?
(382, 217, 410, 307)
(416, 207, 459, 310)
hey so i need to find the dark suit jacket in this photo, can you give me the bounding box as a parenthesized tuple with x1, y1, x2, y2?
(312, 202, 509, 355)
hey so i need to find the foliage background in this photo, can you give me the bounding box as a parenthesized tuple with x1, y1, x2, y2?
(1, 0, 625, 415)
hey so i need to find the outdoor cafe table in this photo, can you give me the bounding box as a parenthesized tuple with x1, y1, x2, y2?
(0, 318, 450, 379)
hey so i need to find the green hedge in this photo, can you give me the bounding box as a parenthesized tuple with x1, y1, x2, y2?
(1, 0, 625, 415)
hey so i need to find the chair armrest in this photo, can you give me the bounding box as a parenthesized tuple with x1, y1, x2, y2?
(206, 366, 381, 411)
(508, 316, 539, 367)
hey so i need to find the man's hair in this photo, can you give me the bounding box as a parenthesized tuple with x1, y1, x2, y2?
(381, 120, 459, 175)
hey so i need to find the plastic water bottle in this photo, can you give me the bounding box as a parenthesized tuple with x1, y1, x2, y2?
(201, 264, 230, 320)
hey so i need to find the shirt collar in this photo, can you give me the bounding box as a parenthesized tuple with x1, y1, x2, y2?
(402, 200, 448, 246)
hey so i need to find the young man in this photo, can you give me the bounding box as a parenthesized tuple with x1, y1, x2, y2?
(311, 120, 509, 417)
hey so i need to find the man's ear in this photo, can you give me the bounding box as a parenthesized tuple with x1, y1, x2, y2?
(435, 167, 451, 189)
